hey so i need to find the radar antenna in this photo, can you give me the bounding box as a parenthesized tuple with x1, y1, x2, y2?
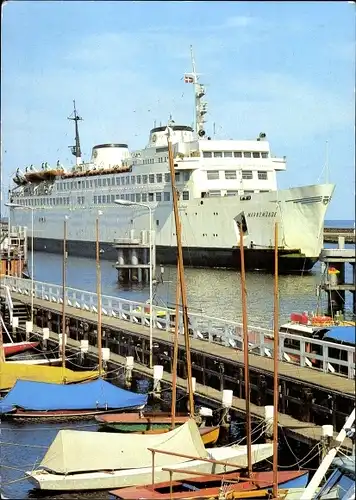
(68, 100, 83, 165)
(183, 46, 207, 138)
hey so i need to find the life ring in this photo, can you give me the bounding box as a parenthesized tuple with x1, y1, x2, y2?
(152, 134, 157, 143)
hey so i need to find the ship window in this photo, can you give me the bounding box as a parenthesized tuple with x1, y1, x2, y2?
(183, 171, 190, 182)
(110, 195, 115, 202)
(227, 190, 239, 196)
(182, 191, 189, 200)
(175, 172, 181, 182)
(203, 151, 212, 158)
(142, 175, 148, 184)
(130, 194, 135, 202)
(137, 175, 141, 184)
(223, 151, 233, 158)
(242, 170, 253, 180)
(116, 177, 120, 186)
(94, 180, 98, 188)
(148, 193, 154, 202)
(258, 171, 268, 180)
(98, 179, 102, 187)
(156, 173, 163, 183)
(149, 174, 155, 183)
(90, 180, 93, 188)
(156, 192, 162, 202)
(245, 190, 254, 194)
(98, 195, 102, 203)
(164, 173, 170, 183)
(126, 176, 130, 185)
(107, 178, 111, 186)
(164, 191, 170, 201)
(224, 170, 237, 180)
(207, 170, 219, 180)
(209, 190, 221, 197)
(136, 193, 141, 202)
(131, 176, 135, 184)
(243, 152, 252, 158)
(213, 151, 223, 158)
(120, 194, 125, 200)
(85, 180, 89, 188)
(103, 179, 107, 187)
(71, 181, 74, 189)
(78, 180, 81, 187)
(125, 194, 129, 200)
(142, 193, 147, 202)
(252, 152, 260, 158)
(261, 152, 269, 158)
(234, 152, 242, 158)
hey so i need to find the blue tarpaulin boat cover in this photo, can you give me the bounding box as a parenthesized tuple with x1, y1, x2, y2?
(0, 379, 147, 414)
(323, 326, 355, 345)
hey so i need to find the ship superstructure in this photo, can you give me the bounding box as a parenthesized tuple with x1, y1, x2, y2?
(9, 48, 335, 272)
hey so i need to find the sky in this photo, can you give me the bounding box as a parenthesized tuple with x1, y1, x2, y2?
(1, 0, 355, 219)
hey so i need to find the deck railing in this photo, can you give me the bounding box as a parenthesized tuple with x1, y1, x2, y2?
(2, 275, 355, 379)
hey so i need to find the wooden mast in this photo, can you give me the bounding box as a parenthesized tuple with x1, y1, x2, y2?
(61, 218, 67, 371)
(272, 222, 279, 499)
(239, 225, 252, 477)
(171, 257, 181, 430)
(0, 313, 5, 364)
(167, 127, 195, 417)
(96, 215, 103, 376)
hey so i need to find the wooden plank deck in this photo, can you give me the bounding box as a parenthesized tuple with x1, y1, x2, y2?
(8, 292, 355, 397)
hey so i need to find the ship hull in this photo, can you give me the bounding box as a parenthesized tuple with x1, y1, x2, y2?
(32, 237, 317, 273)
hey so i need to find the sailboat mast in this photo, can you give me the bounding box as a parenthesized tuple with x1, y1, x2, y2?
(0, 314, 4, 363)
(171, 258, 181, 430)
(167, 127, 195, 416)
(239, 226, 252, 477)
(68, 100, 83, 166)
(96, 216, 103, 376)
(61, 218, 67, 370)
(272, 222, 279, 499)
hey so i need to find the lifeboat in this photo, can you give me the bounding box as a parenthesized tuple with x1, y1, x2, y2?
(24, 168, 64, 183)
(62, 164, 131, 180)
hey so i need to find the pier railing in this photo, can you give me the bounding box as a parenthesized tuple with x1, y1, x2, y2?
(2, 275, 355, 380)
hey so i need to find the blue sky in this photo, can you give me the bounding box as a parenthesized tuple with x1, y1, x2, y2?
(1, 1, 355, 219)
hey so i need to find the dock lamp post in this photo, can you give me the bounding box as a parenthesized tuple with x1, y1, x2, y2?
(5, 203, 35, 326)
(114, 199, 154, 369)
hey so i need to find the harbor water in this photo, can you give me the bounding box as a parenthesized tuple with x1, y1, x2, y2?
(1, 237, 354, 499)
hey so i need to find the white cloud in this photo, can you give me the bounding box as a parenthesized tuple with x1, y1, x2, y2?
(224, 15, 257, 28)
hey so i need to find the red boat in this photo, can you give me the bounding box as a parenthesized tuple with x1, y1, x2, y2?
(4, 342, 39, 358)
(110, 469, 309, 499)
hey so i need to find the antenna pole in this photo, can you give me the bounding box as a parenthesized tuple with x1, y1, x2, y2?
(239, 225, 252, 477)
(68, 100, 83, 166)
(167, 127, 195, 417)
(272, 222, 279, 499)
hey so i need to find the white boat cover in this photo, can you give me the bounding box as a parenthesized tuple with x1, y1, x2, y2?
(40, 419, 208, 474)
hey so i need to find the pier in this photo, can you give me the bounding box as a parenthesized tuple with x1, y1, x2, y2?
(1, 276, 354, 452)
(0, 223, 28, 277)
(319, 236, 355, 315)
(323, 227, 355, 244)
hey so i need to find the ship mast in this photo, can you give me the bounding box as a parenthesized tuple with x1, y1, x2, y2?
(68, 100, 83, 166)
(187, 46, 208, 138)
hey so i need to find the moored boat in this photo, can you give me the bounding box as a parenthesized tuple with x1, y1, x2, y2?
(96, 411, 191, 432)
(110, 469, 309, 499)
(0, 378, 147, 419)
(4, 341, 39, 357)
(25, 420, 273, 491)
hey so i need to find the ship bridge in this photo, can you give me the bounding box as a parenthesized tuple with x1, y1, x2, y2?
(147, 125, 194, 148)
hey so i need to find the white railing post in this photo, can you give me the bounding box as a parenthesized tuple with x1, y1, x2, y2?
(300, 339, 306, 368)
(322, 345, 329, 373)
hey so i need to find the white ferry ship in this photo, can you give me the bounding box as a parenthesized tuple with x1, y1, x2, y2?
(9, 50, 335, 273)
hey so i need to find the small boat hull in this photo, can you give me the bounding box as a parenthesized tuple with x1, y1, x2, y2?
(110, 470, 309, 499)
(4, 342, 39, 357)
(96, 412, 191, 432)
(26, 443, 274, 491)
